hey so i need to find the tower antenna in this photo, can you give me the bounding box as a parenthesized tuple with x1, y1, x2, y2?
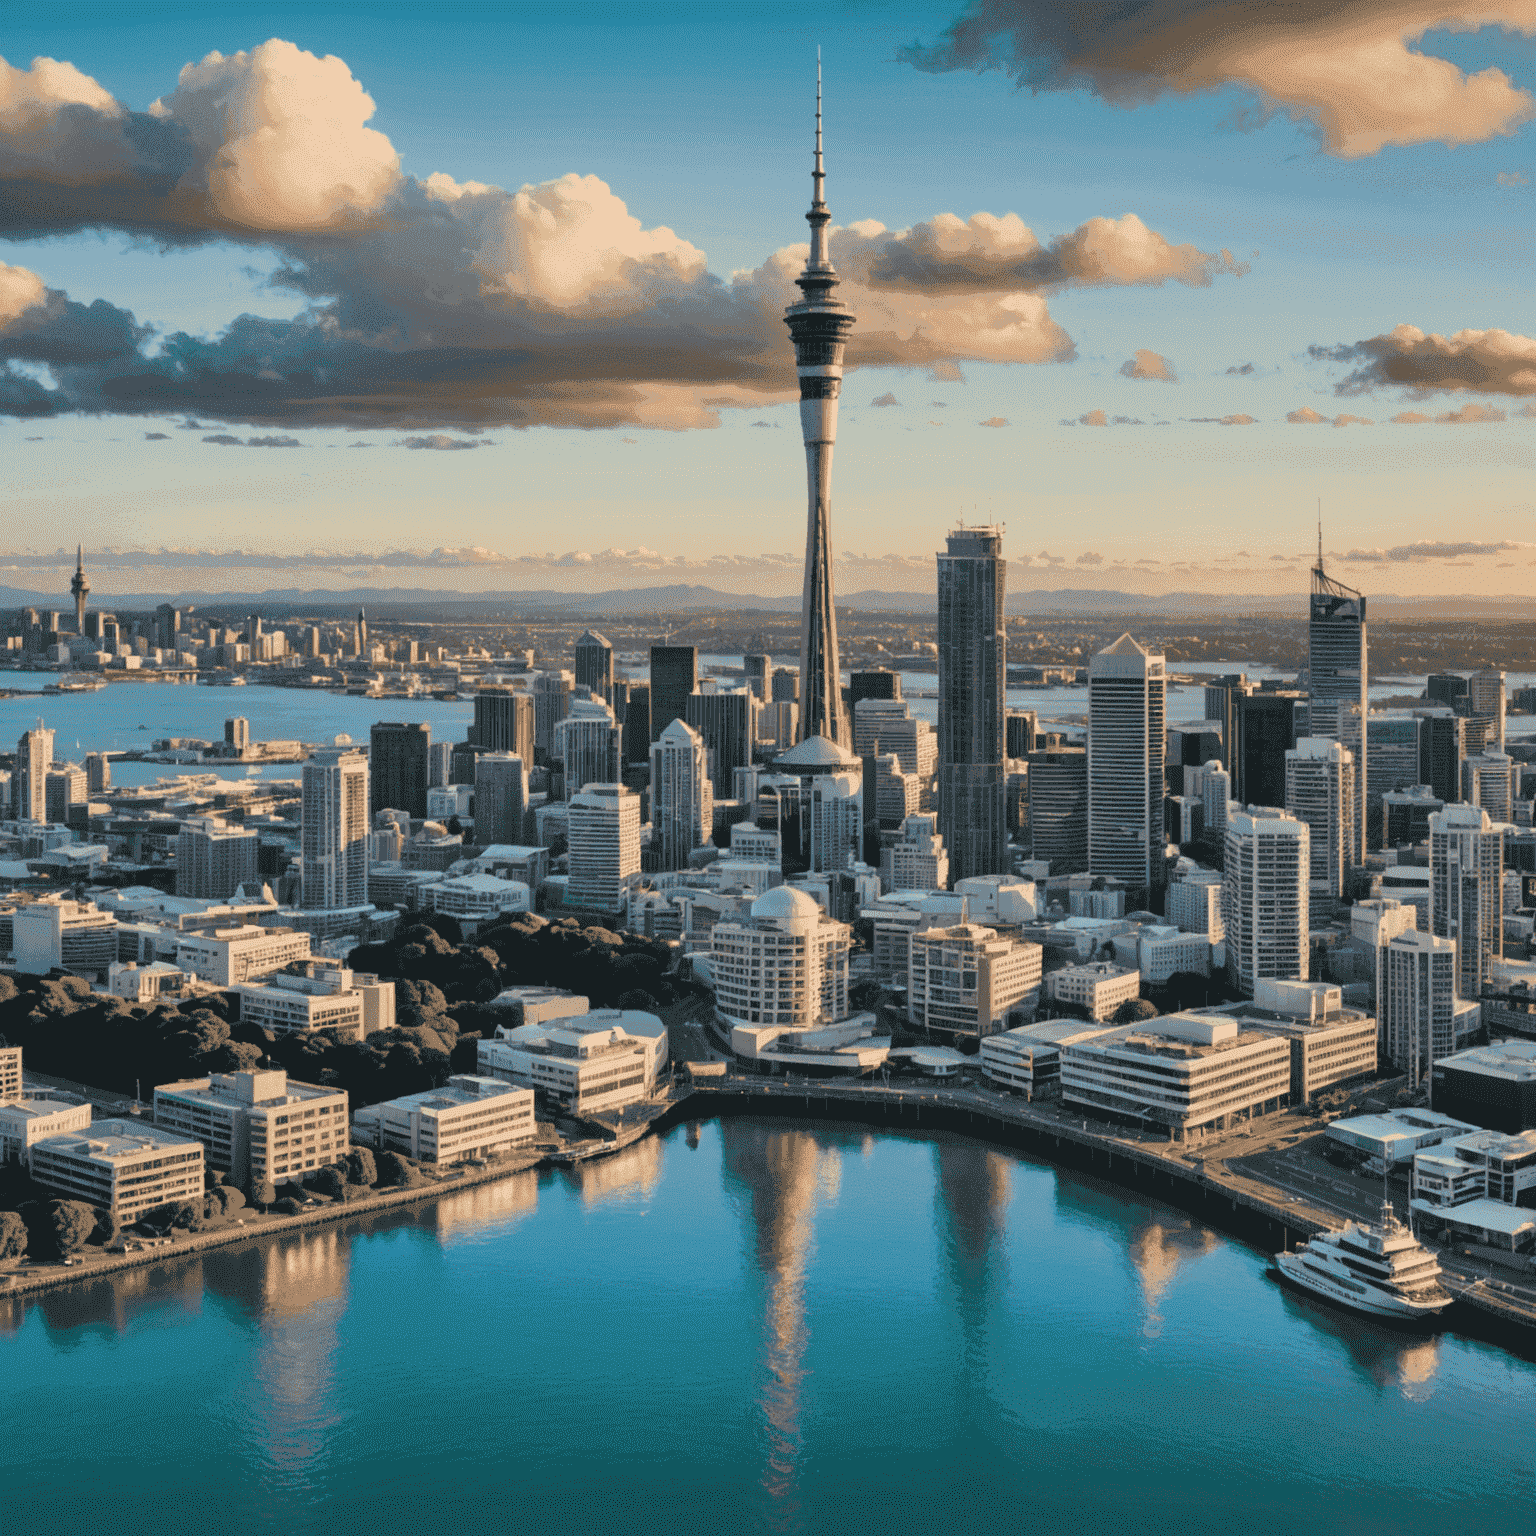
(1316, 498, 1323, 573)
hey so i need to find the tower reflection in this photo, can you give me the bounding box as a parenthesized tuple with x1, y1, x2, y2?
(1127, 1217, 1218, 1337)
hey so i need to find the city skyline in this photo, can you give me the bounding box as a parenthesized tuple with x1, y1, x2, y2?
(3, 3, 1535, 596)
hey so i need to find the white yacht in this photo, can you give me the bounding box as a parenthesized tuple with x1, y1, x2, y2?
(1275, 1205, 1453, 1321)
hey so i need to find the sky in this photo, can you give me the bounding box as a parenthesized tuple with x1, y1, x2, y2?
(2, 0, 1535, 601)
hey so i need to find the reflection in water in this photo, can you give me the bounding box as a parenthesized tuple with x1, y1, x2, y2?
(1128, 1218, 1218, 1338)
(562, 1135, 663, 1207)
(428, 1170, 539, 1236)
(721, 1122, 842, 1529)
(1276, 1280, 1445, 1400)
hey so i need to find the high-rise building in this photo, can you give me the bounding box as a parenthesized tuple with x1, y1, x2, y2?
(1364, 716, 1420, 851)
(849, 670, 901, 707)
(532, 672, 574, 763)
(1380, 930, 1462, 1090)
(1468, 667, 1506, 752)
(177, 816, 260, 900)
(369, 721, 431, 820)
(473, 754, 529, 846)
(1027, 748, 1088, 874)
(649, 719, 713, 871)
(1224, 809, 1309, 996)
(428, 741, 452, 789)
(1414, 710, 1465, 805)
(45, 764, 86, 825)
(301, 748, 370, 910)
(711, 887, 851, 1029)
(553, 700, 622, 798)
(685, 690, 757, 799)
(1201, 760, 1231, 843)
(937, 525, 1008, 882)
(771, 667, 799, 704)
(1382, 785, 1444, 847)
(1203, 673, 1250, 764)
(1167, 722, 1223, 795)
(15, 724, 53, 822)
(84, 751, 111, 795)
(649, 646, 698, 741)
(1430, 805, 1502, 999)
(1005, 710, 1037, 761)
(472, 688, 534, 764)
(566, 783, 641, 914)
(785, 70, 853, 748)
(622, 684, 652, 765)
(1427, 674, 1468, 708)
(1284, 737, 1356, 902)
(1309, 540, 1368, 861)
(574, 630, 614, 700)
(153, 602, 180, 651)
(1087, 634, 1166, 893)
(355, 607, 368, 659)
(1231, 692, 1301, 808)
(1462, 751, 1514, 824)
(224, 716, 251, 754)
(743, 653, 771, 700)
(888, 812, 948, 891)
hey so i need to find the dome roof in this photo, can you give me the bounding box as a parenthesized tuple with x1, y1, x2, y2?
(774, 734, 859, 769)
(751, 886, 822, 921)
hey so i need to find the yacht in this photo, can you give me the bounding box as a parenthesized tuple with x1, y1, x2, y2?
(1275, 1205, 1453, 1321)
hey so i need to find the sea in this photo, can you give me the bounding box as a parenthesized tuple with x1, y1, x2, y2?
(3, 1120, 1534, 1535)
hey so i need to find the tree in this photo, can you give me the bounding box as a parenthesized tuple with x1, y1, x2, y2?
(0, 1211, 27, 1260)
(1113, 998, 1160, 1025)
(48, 1200, 98, 1256)
(375, 1150, 426, 1189)
(344, 1148, 377, 1188)
(252, 1180, 277, 1209)
(311, 1166, 346, 1197)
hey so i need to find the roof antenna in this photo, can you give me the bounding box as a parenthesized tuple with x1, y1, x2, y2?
(1316, 497, 1323, 574)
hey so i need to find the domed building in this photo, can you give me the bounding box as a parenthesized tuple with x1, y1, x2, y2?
(711, 885, 852, 1030)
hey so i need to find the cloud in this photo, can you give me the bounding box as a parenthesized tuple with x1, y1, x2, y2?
(1320, 323, 1536, 398)
(871, 392, 902, 407)
(1226, 361, 1255, 375)
(1110, 414, 1144, 425)
(1286, 406, 1327, 424)
(1078, 409, 1108, 427)
(1340, 540, 1530, 562)
(1498, 170, 1529, 185)
(347, 439, 372, 447)
(143, 430, 168, 439)
(899, 2, 1536, 158)
(1391, 410, 1431, 423)
(978, 415, 1008, 427)
(201, 431, 300, 447)
(750, 419, 779, 429)
(1189, 413, 1255, 425)
(1076, 551, 1104, 565)
(1287, 406, 1372, 426)
(394, 433, 487, 450)
(1332, 413, 1372, 427)
(1437, 402, 1506, 423)
(1119, 348, 1176, 381)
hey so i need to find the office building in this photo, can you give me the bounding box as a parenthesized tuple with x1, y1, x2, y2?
(849, 670, 901, 709)
(937, 525, 1008, 881)
(872, 753, 922, 829)
(175, 926, 312, 986)
(13, 897, 116, 978)
(1308, 544, 1368, 861)
(1462, 751, 1515, 824)
(574, 629, 614, 699)
(1380, 930, 1475, 1090)
(1167, 873, 1225, 942)
(1430, 804, 1503, 999)
(473, 687, 535, 764)
(1025, 747, 1088, 874)
(353, 1075, 535, 1165)
(1351, 897, 1419, 1007)
(478, 1010, 667, 1114)
(553, 700, 623, 798)
(685, 689, 757, 799)
(744, 653, 771, 700)
(1087, 635, 1166, 894)
(45, 763, 87, 825)
(908, 925, 1044, 1040)
(232, 965, 391, 1041)
(649, 646, 698, 740)
(566, 783, 640, 914)
(1060, 1013, 1292, 1140)
(533, 672, 574, 763)
(0, 1096, 93, 1165)
(768, 735, 864, 874)
(16, 724, 53, 822)
(429, 740, 452, 789)
(301, 748, 370, 909)
(1285, 737, 1356, 903)
(1469, 668, 1507, 752)
(1201, 760, 1231, 843)
(1365, 716, 1421, 850)
(1045, 961, 1143, 1021)
(888, 812, 948, 891)
(711, 887, 852, 1029)
(1414, 710, 1465, 805)
(369, 722, 431, 819)
(1231, 693, 1300, 807)
(154, 1068, 349, 1188)
(84, 751, 111, 795)
(431, 874, 531, 927)
(1203, 673, 1249, 764)
(225, 716, 251, 754)
(1224, 810, 1309, 996)
(621, 684, 652, 765)
(853, 699, 937, 785)
(176, 816, 259, 901)
(1431, 1041, 1536, 1133)
(1383, 784, 1444, 848)
(1427, 673, 1469, 708)
(650, 719, 713, 871)
(771, 667, 799, 704)
(980, 1020, 1115, 1098)
(1167, 722, 1222, 795)
(1005, 710, 1037, 760)
(474, 753, 529, 846)
(29, 1119, 204, 1225)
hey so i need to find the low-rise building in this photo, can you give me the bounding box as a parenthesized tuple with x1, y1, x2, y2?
(477, 1009, 665, 1115)
(0, 1096, 93, 1163)
(980, 1020, 1115, 1098)
(1109, 924, 1212, 984)
(106, 960, 200, 1004)
(233, 967, 375, 1041)
(1061, 1013, 1292, 1139)
(907, 924, 1044, 1041)
(29, 1119, 204, 1224)
(1325, 1107, 1483, 1166)
(1430, 1040, 1536, 1133)
(175, 924, 312, 986)
(1045, 961, 1142, 1022)
(430, 872, 531, 928)
(13, 896, 117, 978)
(153, 1068, 349, 1189)
(486, 986, 590, 1028)
(352, 1075, 536, 1164)
(1412, 1128, 1536, 1209)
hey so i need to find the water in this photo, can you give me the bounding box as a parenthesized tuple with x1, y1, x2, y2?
(4, 1120, 1534, 1535)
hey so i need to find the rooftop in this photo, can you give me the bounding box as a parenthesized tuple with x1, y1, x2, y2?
(1438, 1040, 1536, 1082)
(1410, 1197, 1536, 1237)
(32, 1118, 202, 1163)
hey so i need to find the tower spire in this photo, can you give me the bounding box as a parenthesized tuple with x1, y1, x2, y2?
(1316, 499, 1323, 574)
(69, 543, 90, 634)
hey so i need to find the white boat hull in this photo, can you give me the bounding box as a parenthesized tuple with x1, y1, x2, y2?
(1274, 1251, 1451, 1320)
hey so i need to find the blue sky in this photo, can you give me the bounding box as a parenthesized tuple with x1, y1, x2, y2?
(2, 1, 1535, 599)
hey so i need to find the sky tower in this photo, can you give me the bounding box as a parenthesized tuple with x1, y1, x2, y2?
(70, 545, 90, 634)
(785, 59, 854, 746)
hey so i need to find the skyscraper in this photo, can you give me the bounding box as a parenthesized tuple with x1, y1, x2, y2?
(177, 816, 259, 900)
(70, 546, 89, 634)
(1309, 534, 1367, 861)
(1224, 809, 1309, 996)
(472, 687, 534, 764)
(1414, 710, 1465, 804)
(649, 646, 698, 740)
(1364, 716, 1420, 850)
(574, 630, 614, 700)
(1469, 667, 1507, 752)
(224, 716, 251, 754)
(650, 718, 713, 870)
(1202, 673, 1249, 764)
(16, 724, 53, 822)
(1380, 930, 1461, 1091)
(369, 721, 431, 819)
(1231, 692, 1300, 808)
(622, 684, 652, 765)
(1087, 634, 1166, 894)
(849, 670, 901, 707)
(937, 525, 1008, 883)
(84, 752, 111, 795)
(786, 65, 853, 748)
(743, 653, 771, 700)
(552, 700, 622, 797)
(532, 671, 574, 763)
(566, 783, 641, 915)
(1429, 805, 1502, 998)
(301, 748, 370, 910)
(1462, 750, 1514, 824)
(1284, 737, 1356, 903)
(685, 690, 757, 799)
(474, 754, 529, 846)
(1026, 748, 1088, 874)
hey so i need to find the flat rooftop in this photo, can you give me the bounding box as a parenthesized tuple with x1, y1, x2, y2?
(1410, 1197, 1536, 1237)
(1438, 1040, 1536, 1082)
(33, 1118, 202, 1163)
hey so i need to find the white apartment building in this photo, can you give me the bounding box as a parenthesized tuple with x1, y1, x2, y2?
(1380, 929, 1480, 1090)
(908, 924, 1044, 1041)
(1224, 809, 1309, 996)
(1430, 804, 1503, 999)
(1045, 961, 1142, 1021)
(710, 886, 852, 1029)
(864, 892, 966, 986)
(1284, 736, 1356, 902)
(301, 747, 370, 910)
(154, 1068, 350, 1188)
(176, 925, 313, 986)
(980, 1019, 1113, 1097)
(1061, 1014, 1293, 1140)
(353, 1075, 536, 1165)
(953, 875, 1038, 925)
(1201, 761, 1231, 842)
(729, 822, 782, 864)
(1462, 751, 1514, 824)
(1351, 897, 1419, 1007)
(29, 1119, 204, 1224)
(566, 782, 641, 914)
(1111, 925, 1213, 984)
(650, 718, 713, 871)
(888, 813, 948, 893)
(477, 1010, 666, 1115)
(1167, 873, 1225, 942)
(13, 897, 118, 978)
(0, 1096, 92, 1164)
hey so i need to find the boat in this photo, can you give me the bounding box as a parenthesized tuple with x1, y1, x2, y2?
(1275, 1203, 1453, 1321)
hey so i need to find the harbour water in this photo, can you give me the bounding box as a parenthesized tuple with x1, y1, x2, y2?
(4, 1120, 1535, 1534)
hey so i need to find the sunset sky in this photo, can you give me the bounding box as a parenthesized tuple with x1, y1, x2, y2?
(2, 1, 1535, 601)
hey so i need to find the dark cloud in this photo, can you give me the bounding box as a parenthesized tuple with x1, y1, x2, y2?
(871, 392, 902, 407)
(1226, 361, 1255, 375)
(143, 431, 169, 440)
(1341, 540, 1529, 562)
(1317, 324, 1536, 398)
(202, 432, 302, 447)
(394, 434, 487, 450)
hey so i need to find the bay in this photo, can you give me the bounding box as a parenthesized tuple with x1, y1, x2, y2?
(3, 1120, 1534, 1535)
